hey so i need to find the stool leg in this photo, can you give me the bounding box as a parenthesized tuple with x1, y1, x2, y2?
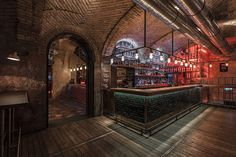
(0, 110, 5, 157)
(8, 109, 12, 157)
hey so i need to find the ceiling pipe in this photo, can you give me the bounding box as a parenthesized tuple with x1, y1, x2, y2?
(132, 0, 223, 56)
(173, 0, 232, 56)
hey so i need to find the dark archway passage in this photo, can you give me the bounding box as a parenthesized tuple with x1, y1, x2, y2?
(46, 33, 95, 126)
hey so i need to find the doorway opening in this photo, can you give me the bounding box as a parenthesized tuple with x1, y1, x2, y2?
(47, 33, 94, 126)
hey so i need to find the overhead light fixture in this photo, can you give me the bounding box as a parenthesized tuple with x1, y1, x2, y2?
(149, 52, 153, 59)
(180, 60, 183, 66)
(167, 57, 171, 63)
(80, 67, 83, 70)
(185, 62, 188, 67)
(160, 53, 163, 61)
(174, 60, 178, 64)
(110, 58, 114, 65)
(73, 68, 76, 71)
(189, 63, 192, 68)
(77, 68, 79, 71)
(121, 54, 125, 62)
(225, 63, 229, 67)
(84, 66, 87, 69)
(70, 69, 73, 72)
(135, 53, 139, 60)
(7, 52, 20, 61)
(193, 64, 196, 69)
(209, 63, 212, 68)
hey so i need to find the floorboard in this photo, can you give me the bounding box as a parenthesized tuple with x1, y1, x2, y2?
(20, 106, 236, 157)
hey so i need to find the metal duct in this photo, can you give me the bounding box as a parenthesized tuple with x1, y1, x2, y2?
(173, 0, 232, 56)
(133, 0, 223, 56)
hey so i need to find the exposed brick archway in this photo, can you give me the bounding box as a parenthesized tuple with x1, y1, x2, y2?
(39, 27, 103, 126)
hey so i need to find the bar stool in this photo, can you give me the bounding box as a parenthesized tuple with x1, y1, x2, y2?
(0, 91, 28, 157)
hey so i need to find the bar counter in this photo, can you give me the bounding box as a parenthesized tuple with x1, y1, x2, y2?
(111, 84, 199, 96)
(111, 85, 202, 134)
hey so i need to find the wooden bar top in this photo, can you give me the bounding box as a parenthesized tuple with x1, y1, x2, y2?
(0, 91, 29, 109)
(111, 84, 200, 96)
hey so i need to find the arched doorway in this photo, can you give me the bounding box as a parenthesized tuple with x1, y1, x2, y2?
(46, 33, 94, 126)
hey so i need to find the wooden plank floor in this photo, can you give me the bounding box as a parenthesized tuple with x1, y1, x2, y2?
(20, 106, 236, 157)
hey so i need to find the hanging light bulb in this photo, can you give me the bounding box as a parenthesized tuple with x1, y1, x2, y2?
(110, 58, 113, 65)
(135, 53, 139, 60)
(209, 63, 212, 68)
(85, 66, 87, 70)
(185, 62, 188, 67)
(70, 68, 73, 72)
(193, 64, 196, 69)
(160, 53, 164, 61)
(149, 52, 153, 59)
(180, 60, 183, 66)
(189, 63, 192, 68)
(121, 54, 125, 62)
(73, 68, 76, 71)
(174, 59, 178, 64)
(77, 67, 79, 71)
(167, 57, 171, 63)
(80, 67, 83, 70)
(225, 62, 229, 67)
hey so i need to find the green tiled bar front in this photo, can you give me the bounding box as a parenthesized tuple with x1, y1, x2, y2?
(114, 87, 201, 123)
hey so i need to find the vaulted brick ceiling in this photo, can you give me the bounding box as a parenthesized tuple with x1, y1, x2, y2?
(39, 0, 236, 57)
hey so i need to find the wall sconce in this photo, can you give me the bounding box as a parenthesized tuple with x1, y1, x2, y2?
(7, 52, 20, 61)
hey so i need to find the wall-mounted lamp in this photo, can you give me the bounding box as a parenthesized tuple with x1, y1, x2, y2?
(7, 52, 20, 61)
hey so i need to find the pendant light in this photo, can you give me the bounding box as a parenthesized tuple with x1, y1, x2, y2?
(189, 63, 192, 68)
(84, 65, 87, 70)
(209, 63, 212, 68)
(225, 62, 229, 67)
(80, 67, 83, 70)
(149, 52, 153, 59)
(77, 67, 79, 71)
(110, 58, 114, 65)
(160, 53, 164, 61)
(7, 52, 20, 61)
(180, 60, 183, 66)
(185, 62, 188, 67)
(167, 57, 171, 63)
(121, 54, 125, 62)
(193, 64, 196, 69)
(135, 52, 139, 59)
(174, 59, 178, 64)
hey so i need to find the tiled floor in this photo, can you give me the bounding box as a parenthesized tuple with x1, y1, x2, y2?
(48, 98, 86, 121)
